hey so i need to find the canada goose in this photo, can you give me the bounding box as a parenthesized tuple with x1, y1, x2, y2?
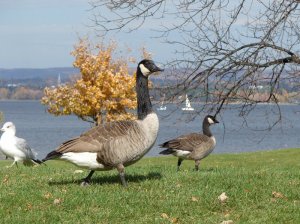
(42, 59, 163, 186)
(0, 122, 42, 167)
(159, 115, 219, 171)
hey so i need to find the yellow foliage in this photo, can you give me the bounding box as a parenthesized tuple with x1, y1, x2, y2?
(0, 88, 9, 99)
(12, 87, 43, 100)
(41, 39, 137, 125)
(141, 47, 152, 60)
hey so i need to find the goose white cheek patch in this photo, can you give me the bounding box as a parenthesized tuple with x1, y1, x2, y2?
(207, 117, 214, 124)
(139, 64, 150, 76)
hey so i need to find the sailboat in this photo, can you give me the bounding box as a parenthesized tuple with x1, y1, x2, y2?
(182, 94, 194, 111)
(157, 94, 167, 111)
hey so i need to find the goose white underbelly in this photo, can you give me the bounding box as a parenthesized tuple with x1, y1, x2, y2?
(60, 152, 111, 171)
(173, 150, 191, 159)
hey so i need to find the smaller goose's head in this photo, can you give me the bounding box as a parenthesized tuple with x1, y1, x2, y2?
(138, 59, 164, 77)
(204, 115, 219, 126)
(1, 122, 16, 135)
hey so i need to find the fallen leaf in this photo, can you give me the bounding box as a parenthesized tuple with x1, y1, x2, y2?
(171, 217, 179, 223)
(191, 196, 199, 202)
(44, 192, 52, 199)
(176, 183, 182, 188)
(272, 191, 285, 199)
(74, 170, 84, 174)
(224, 211, 230, 218)
(2, 175, 9, 184)
(220, 220, 234, 224)
(25, 203, 33, 211)
(53, 198, 63, 205)
(218, 192, 228, 203)
(160, 213, 169, 219)
(61, 188, 67, 193)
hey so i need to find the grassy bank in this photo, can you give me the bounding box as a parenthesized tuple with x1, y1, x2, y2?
(0, 149, 300, 223)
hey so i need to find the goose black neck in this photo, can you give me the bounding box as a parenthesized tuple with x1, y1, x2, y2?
(136, 69, 152, 120)
(202, 120, 212, 137)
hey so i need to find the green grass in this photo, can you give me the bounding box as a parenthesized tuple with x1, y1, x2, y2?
(0, 149, 300, 223)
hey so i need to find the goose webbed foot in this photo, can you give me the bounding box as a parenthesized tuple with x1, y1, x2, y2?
(80, 170, 95, 187)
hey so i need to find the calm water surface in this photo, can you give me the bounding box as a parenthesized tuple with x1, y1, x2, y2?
(0, 100, 299, 159)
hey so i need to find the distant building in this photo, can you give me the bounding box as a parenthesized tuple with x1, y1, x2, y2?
(58, 74, 61, 86)
(249, 85, 264, 90)
(51, 74, 64, 88)
(7, 83, 19, 88)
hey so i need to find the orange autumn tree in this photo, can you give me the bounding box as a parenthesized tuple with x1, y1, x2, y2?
(41, 40, 137, 125)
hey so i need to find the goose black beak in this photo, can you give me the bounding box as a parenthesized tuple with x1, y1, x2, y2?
(151, 64, 164, 74)
(213, 116, 219, 123)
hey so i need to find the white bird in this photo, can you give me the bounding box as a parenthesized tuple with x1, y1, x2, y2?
(0, 122, 42, 167)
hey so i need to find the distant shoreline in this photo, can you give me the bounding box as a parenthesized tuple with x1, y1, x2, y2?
(0, 99, 40, 102)
(0, 99, 299, 106)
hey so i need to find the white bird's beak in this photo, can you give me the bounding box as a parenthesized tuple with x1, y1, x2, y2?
(0, 128, 4, 132)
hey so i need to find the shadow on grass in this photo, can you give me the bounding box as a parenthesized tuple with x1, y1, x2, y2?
(174, 167, 217, 173)
(201, 167, 216, 172)
(48, 171, 162, 186)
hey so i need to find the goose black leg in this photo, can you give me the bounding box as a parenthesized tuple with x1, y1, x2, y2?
(194, 160, 200, 171)
(81, 170, 95, 186)
(177, 158, 183, 172)
(117, 164, 127, 187)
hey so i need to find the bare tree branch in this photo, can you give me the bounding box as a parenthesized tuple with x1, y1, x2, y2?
(90, 0, 300, 129)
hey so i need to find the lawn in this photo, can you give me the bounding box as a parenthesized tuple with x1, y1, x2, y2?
(0, 149, 300, 223)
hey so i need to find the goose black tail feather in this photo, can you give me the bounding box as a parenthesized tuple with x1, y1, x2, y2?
(42, 151, 62, 162)
(159, 142, 168, 148)
(159, 149, 174, 155)
(32, 159, 43, 164)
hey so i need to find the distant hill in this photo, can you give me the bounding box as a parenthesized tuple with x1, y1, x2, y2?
(0, 67, 79, 80)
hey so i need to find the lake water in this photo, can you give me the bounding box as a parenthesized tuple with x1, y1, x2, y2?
(0, 100, 299, 159)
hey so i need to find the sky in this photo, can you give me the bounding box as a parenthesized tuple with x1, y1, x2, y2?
(0, 1, 262, 69)
(0, 0, 168, 68)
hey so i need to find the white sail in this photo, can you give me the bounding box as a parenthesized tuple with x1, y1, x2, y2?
(182, 94, 194, 111)
(157, 94, 167, 111)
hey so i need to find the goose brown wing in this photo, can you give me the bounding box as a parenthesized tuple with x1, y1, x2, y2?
(160, 133, 210, 152)
(56, 120, 141, 154)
